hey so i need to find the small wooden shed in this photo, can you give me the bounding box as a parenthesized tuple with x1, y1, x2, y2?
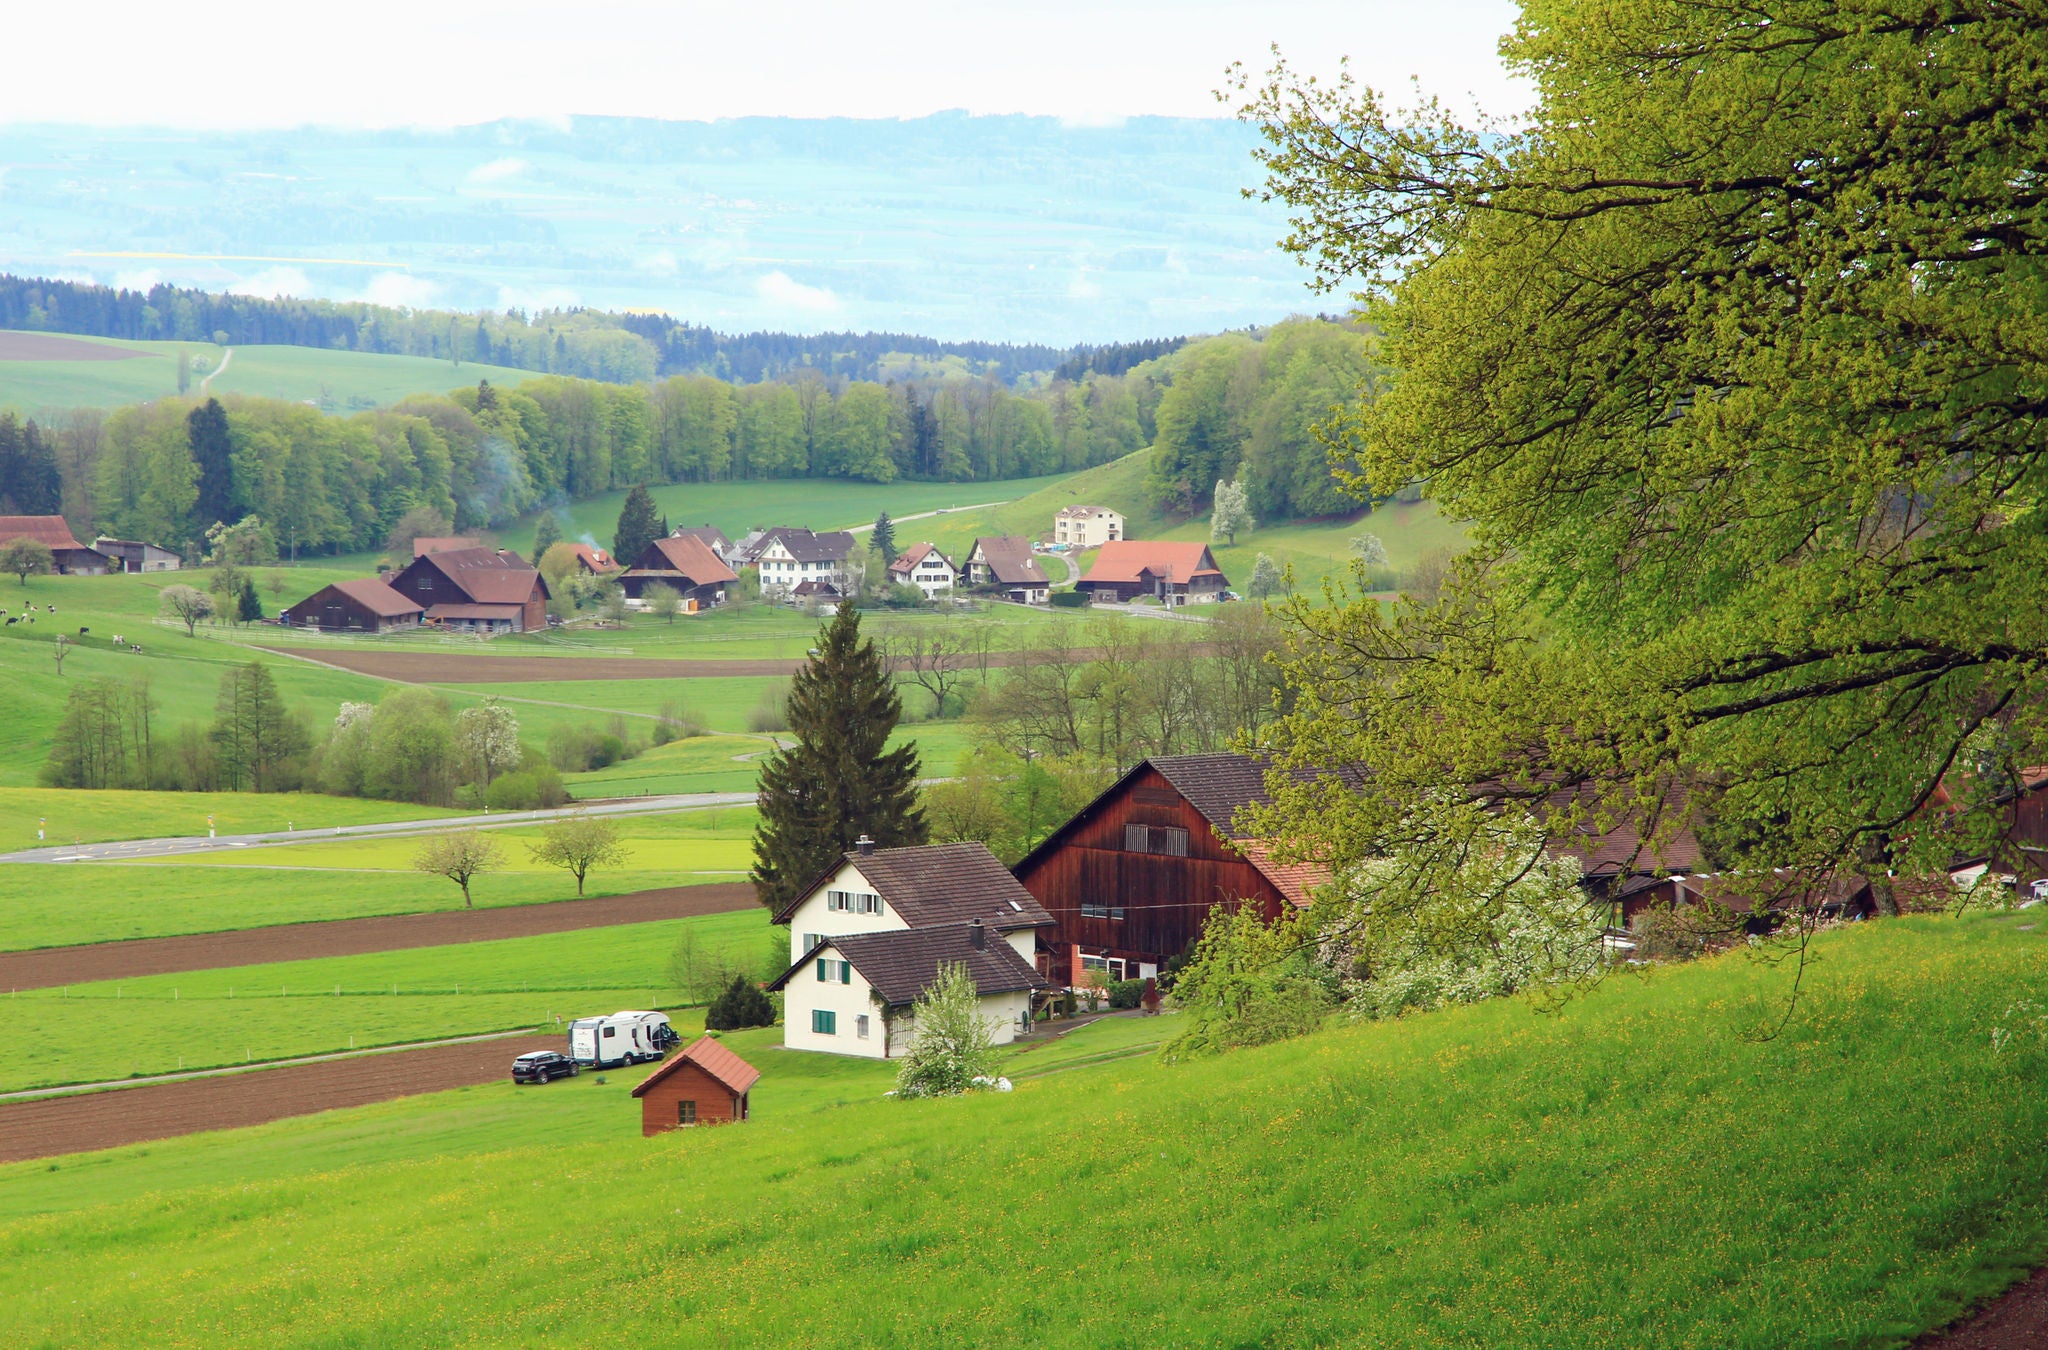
(631, 1035, 760, 1136)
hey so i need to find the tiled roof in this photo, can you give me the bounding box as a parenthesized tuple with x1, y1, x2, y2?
(765, 527, 855, 563)
(425, 601, 526, 621)
(791, 579, 842, 597)
(568, 543, 616, 571)
(773, 923, 1051, 1006)
(0, 515, 90, 552)
(1079, 541, 1224, 585)
(325, 578, 424, 618)
(1542, 782, 1703, 876)
(671, 525, 732, 554)
(413, 536, 485, 556)
(1055, 505, 1121, 519)
(772, 840, 1056, 928)
(888, 542, 949, 576)
(971, 536, 1049, 586)
(412, 548, 547, 604)
(637, 535, 739, 585)
(631, 1034, 761, 1099)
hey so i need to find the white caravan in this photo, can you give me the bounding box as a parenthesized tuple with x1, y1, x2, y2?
(569, 1011, 678, 1067)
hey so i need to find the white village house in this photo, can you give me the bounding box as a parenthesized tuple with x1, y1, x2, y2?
(887, 542, 958, 598)
(767, 839, 1055, 1058)
(1052, 505, 1124, 548)
(753, 527, 856, 599)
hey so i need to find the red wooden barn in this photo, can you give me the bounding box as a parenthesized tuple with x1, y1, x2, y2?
(631, 1036, 760, 1136)
(1011, 754, 1330, 984)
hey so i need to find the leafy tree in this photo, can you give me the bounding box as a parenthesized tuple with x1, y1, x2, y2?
(210, 661, 308, 792)
(208, 562, 246, 627)
(871, 512, 897, 566)
(159, 583, 215, 636)
(412, 828, 502, 908)
(538, 540, 582, 591)
(187, 397, 234, 533)
(176, 345, 191, 395)
(642, 581, 683, 623)
(612, 483, 662, 567)
(526, 809, 628, 896)
(1247, 552, 1284, 599)
(893, 962, 1000, 1099)
(751, 604, 927, 912)
(0, 538, 51, 587)
(385, 504, 451, 558)
(366, 687, 459, 804)
(1160, 906, 1332, 1063)
(1210, 477, 1253, 545)
(455, 695, 521, 789)
(705, 974, 777, 1031)
(1348, 534, 1388, 566)
(1230, 0, 2048, 945)
(531, 511, 562, 559)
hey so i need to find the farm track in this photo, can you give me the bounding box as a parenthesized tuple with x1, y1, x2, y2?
(1914, 1265, 2048, 1348)
(256, 644, 1170, 684)
(0, 1032, 562, 1164)
(0, 882, 757, 990)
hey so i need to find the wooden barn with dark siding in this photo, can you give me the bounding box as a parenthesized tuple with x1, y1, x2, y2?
(631, 1036, 760, 1136)
(388, 546, 549, 634)
(281, 578, 425, 633)
(1011, 754, 1331, 984)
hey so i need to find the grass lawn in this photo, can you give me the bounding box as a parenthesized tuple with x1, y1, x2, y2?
(566, 733, 772, 797)
(0, 912, 780, 1092)
(0, 332, 540, 412)
(173, 830, 755, 876)
(0, 787, 459, 851)
(3, 916, 2045, 1346)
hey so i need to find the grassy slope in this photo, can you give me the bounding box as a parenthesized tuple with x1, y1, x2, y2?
(0, 911, 778, 1092)
(0, 788, 458, 851)
(0, 333, 538, 412)
(0, 810, 758, 951)
(3, 917, 2045, 1347)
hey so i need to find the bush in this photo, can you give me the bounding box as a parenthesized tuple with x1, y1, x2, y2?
(651, 701, 705, 745)
(705, 975, 777, 1031)
(485, 765, 568, 810)
(1049, 590, 1089, 608)
(1108, 978, 1145, 1010)
(746, 682, 790, 734)
(547, 724, 632, 772)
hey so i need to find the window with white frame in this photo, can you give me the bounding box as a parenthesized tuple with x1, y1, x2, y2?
(812, 1009, 837, 1035)
(856, 1014, 870, 1039)
(826, 889, 882, 915)
(815, 958, 853, 984)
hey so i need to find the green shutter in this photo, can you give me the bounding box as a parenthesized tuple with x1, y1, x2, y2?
(817, 959, 828, 981)
(841, 961, 852, 985)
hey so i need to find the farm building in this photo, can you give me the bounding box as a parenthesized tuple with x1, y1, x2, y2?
(281, 578, 425, 633)
(412, 535, 485, 556)
(1012, 754, 1331, 983)
(631, 1036, 760, 1135)
(565, 543, 617, 574)
(0, 516, 109, 574)
(789, 578, 842, 613)
(963, 536, 1050, 604)
(1075, 541, 1227, 606)
(619, 534, 739, 607)
(670, 524, 734, 563)
(773, 838, 1056, 969)
(753, 527, 856, 597)
(388, 546, 549, 635)
(92, 537, 180, 572)
(1053, 505, 1124, 548)
(887, 542, 957, 598)
(768, 920, 1051, 1059)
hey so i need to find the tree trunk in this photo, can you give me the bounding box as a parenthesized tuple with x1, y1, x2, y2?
(460, 879, 473, 909)
(1857, 836, 1900, 918)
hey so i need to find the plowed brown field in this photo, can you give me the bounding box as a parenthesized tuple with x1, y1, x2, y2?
(0, 1034, 561, 1164)
(0, 882, 756, 990)
(0, 332, 145, 361)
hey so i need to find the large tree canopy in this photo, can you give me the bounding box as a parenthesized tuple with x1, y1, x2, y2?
(1235, 1, 2048, 933)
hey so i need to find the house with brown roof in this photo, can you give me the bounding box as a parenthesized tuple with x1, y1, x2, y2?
(766, 838, 1058, 1057)
(619, 534, 739, 607)
(631, 1035, 760, 1134)
(281, 578, 425, 633)
(963, 536, 1050, 604)
(0, 516, 109, 574)
(565, 543, 617, 575)
(387, 546, 549, 635)
(887, 542, 957, 598)
(1075, 540, 1226, 606)
(413, 535, 486, 557)
(670, 524, 734, 564)
(754, 527, 857, 598)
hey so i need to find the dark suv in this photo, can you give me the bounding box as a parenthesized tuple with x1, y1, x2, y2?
(512, 1051, 579, 1084)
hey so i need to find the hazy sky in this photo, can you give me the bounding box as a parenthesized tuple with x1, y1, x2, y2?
(2, 0, 1527, 127)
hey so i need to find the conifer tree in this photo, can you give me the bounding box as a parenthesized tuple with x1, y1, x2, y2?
(188, 397, 235, 534)
(236, 575, 263, 624)
(612, 484, 662, 567)
(705, 974, 776, 1031)
(751, 604, 926, 912)
(872, 512, 897, 566)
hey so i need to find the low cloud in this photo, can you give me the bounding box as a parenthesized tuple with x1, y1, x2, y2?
(231, 266, 311, 299)
(756, 270, 842, 316)
(496, 284, 582, 313)
(638, 249, 679, 277)
(466, 157, 529, 185)
(360, 272, 441, 309)
(112, 268, 164, 292)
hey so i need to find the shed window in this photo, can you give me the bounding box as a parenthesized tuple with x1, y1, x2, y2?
(812, 1009, 837, 1035)
(677, 1100, 697, 1126)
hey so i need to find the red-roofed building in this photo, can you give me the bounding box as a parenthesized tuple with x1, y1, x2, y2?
(388, 546, 549, 634)
(565, 543, 617, 575)
(619, 534, 739, 607)
(631, 1036, 760, 1134)
(281, 578, 425, 633)
(1076, 541, 1226, 606)
(0, 516, 110, 574)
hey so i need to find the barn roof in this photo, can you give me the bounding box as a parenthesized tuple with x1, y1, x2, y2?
(772, 840, 1055, 929)
(1079, 540, 1224, 586)
(568, 543, 617, 572)
(631, 1035, 761, 1099)
(413, 535, 485, 556)
(634, 535, 739, 585)
(764, 527, 855, 563)
(969, 536, 1049, 586)
(408, 548, 548, 604)
(768, 922, 1051, 1006)
(888, 541, 949, 576)
(323, 578, 424, 618)
(0, 515, 90, 552)
(670, 525, 732, 554)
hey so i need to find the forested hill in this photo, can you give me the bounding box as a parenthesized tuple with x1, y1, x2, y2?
(0, 275, 1092, 386)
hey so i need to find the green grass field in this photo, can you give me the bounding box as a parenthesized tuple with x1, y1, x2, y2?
(1, 916, 2042, 1346)
(0, 332, 540, 412)
(1, 911, 779, 1091)
(0, 787, 457, 851)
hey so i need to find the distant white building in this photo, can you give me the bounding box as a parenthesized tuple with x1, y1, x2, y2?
(1053, 505, 1124, 548)
(754, 527, 856, 598)
(886, 542, 957, 598)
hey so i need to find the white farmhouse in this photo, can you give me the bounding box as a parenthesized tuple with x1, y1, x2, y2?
(754, 526, 856, 598)
(1053, 505, 1124, 548)
(886, 542, 957, 598)
(767, 839, 1057, 1058)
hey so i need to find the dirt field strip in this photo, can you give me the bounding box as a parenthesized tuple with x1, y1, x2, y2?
(0, 1032, 562, 1165)
(0, 332, 147, 361)
(1913, 1265, 2048, 1349)
(0, 882, 756, 990)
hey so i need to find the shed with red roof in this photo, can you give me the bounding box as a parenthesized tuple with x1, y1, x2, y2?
(632, 1036, 761, 1135)
(1076, 540, 1226, 606)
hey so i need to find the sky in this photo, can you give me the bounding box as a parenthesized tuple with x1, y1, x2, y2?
(0, 0, 1529, 128)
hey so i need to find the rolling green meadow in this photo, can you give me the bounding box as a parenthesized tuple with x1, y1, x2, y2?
(1, 917, 2043, 1346)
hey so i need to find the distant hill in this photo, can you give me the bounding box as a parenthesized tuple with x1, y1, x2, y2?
(0, 114, 1307, 349)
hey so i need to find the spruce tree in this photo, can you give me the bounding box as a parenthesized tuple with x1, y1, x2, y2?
(872, 512, 897, 566)
(612, 484, 662, 567)
(188, 397, 235, 532)
(751, 604, 927, 913)
(705, 974, 776, 1031)
(236, 575, 263, 624)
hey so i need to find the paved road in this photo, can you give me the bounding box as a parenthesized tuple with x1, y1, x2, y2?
(0, 791, 756, 864)
(845, 501, 1010, 532)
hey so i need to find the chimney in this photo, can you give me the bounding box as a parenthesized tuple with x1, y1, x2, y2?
(856, 834, 874, 857)
(968, 918, 986, 950)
